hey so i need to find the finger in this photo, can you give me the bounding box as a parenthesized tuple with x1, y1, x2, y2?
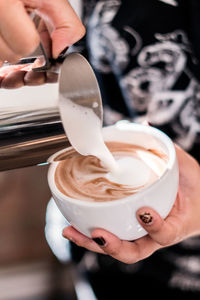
(62, 226, 106, 255)
(24, 70, 46, 86)
(46, 72, 58, 84)
(37, 20, 51, 57)
(0, 64, 32, 77)
(16, 56, 46, 87)
(1, 70, 26, 89)
(22, 0, 85, 58)
(136, 194, 185, 246)
(0, 77, 3, 88)
(0, 35, 21, 62)
(0, 63, 32, 89)
(91, 229, 161, 264)
(30, 52, 58, 84)
(0, 0, 40, 57)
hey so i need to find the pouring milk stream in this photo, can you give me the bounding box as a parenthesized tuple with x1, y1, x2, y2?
(58, 53, 154, 188)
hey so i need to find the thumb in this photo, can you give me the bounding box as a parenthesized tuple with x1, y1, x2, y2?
(36, 0, 85, 58)
(51, 4, 85, 58)
(22, 0, 85, 58)
(136, 206, 180, 246)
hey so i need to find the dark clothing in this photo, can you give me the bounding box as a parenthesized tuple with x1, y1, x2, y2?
(80, 0, 200, 160)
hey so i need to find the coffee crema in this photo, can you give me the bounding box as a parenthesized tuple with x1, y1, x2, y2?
(54, 142, 168, 202)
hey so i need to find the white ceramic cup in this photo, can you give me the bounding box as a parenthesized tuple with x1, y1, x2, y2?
(48, 122, 179, 240)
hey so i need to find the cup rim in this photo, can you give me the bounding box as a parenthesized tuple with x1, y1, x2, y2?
(48, 122, 177, 208)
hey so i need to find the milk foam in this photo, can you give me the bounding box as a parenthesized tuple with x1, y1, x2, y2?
(105, 157, 151, 187)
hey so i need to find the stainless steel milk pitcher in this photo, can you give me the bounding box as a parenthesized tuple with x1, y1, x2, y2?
(0, 105, 70, 172)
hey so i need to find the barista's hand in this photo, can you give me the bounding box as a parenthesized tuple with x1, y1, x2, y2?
(0, 0, 85, 88)
(63, 146, 200, 264)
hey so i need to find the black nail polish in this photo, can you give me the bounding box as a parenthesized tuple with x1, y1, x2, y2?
(57, 47, 68, 62)
(139, 212, 153, 224)
(93, 237, 106, 246)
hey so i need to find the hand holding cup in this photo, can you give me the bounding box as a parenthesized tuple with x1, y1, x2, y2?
(46, 122, 196, 264)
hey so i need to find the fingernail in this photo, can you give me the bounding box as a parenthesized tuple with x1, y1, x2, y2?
(92, 237, 106, 246)
(57, 47, 68, 61)
(139, 212, 153, 224)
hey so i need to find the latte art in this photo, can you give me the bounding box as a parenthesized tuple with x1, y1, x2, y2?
(55, 142, 168, 202)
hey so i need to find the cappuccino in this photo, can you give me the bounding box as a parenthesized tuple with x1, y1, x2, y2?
(48, 123, 178, 240)
(54, 141, 168, 202)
